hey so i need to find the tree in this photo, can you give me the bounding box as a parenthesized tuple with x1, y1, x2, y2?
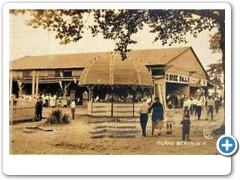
(210, 65, 225, 128)
(10, 9, 224, 67)
(206, 60, 224, 96)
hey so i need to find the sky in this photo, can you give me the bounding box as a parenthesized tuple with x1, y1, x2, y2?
(9, 11, 222, 69)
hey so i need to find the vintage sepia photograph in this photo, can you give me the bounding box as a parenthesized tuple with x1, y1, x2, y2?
(7, 5, 228, 159)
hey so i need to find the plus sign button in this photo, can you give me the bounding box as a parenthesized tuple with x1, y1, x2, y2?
(217, 135, 238, 156)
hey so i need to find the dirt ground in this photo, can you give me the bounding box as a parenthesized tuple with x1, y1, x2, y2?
(9, 106, 224, 155)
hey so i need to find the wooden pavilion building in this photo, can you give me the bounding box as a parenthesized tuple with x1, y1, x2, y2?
(10, 46, 209, 116)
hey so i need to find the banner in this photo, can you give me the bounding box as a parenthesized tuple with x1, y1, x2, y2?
(189, 77, 207, 87)
(189, 77, 200, 84)
(166, 73, 207, 86)
(165, 73, 189, 84)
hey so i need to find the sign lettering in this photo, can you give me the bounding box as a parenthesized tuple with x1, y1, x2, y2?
(165, 73, 189, 84)
(166, 73, 207, 86)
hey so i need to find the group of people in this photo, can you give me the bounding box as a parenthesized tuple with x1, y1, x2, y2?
(139, 96, 191, 141)
(182, 95, 221, 121)
(166, 94, 186, 109)
(34, 97, 76, 121)
(42, 94, 69, 107)
(139, 97, 175, 136)
(93, 91, 152, 104)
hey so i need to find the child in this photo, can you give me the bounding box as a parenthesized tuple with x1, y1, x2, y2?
(165, 108, 175, 134)
(180, 113, 191, 141)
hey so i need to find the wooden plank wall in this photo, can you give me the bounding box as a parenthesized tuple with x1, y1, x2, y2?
(9, 100, 35, 122)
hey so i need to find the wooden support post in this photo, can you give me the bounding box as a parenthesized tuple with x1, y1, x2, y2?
(132, 86, 137, 117)
(64, 82, 66, 96)
(36, 76, 39, 97)
(91, 88, 94, 116)
(9, 76, 13, 98)
(17, 80, 23, 97)
(88, 86, 93, 116)
(111, 87, 114, 117)
(65, 81, 72, 98)
(10, 97, 13, 124)
(32, 71, 35, 99)
(133, 89, 136, 117)
(66, 81, 72, 89)
(10, 76, 13, 124)
(91, 99, 93, 116)
(58, 80, 63, 95)
(133, 102, 135, 117)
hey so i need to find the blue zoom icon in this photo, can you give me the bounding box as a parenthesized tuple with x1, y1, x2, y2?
(217, 135, 238, 156)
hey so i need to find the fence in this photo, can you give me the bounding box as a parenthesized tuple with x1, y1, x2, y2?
(88, 102, 141, 117)
(9, 99, 36, 123)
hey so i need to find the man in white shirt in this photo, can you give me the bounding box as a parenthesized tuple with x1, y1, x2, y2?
(139, 98, 150, 137)
(192, 97, 198, 115)
(196, 98, 203, 120)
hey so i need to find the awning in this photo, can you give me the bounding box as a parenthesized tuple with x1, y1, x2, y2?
(78, 52, 153, 88)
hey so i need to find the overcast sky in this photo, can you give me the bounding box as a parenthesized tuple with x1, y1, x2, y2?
(9, 12, 222, 69)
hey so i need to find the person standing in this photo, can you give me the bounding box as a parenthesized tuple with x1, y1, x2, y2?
(180, 113, 191, 141)
(195, 97, 203, 120)
(138, 98, 150, 137)
(165, 108, 174, 134)
(36, 97, 43, 120)
(180, 94, 185, 109)
(49, 95, 55, 108)
(192, 97, 198, 116)
(149, 97, 164, 136)
(214, 97, 220, 114)
(182, 97, 191, 118)
(174, 94, 179, 108)
(206, 96, 214, 120)
(189, 97, 194, 115)
(200, 95, 206, 111)
(70, 99, 76, 120)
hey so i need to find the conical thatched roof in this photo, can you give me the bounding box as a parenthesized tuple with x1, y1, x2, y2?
(78, 52, 153, 87)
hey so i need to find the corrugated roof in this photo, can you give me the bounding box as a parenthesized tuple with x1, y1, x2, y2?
(10, 47, 190, 70)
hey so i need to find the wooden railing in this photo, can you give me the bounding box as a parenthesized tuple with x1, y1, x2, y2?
(88, 102, 141, 117)
(9, 99, 36, 123)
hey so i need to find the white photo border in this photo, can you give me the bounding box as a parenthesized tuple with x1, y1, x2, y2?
(3, 2, 231, 175)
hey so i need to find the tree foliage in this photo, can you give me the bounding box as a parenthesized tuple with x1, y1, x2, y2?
(10, 9, 225, 65)
(206, 60, 224, 92)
